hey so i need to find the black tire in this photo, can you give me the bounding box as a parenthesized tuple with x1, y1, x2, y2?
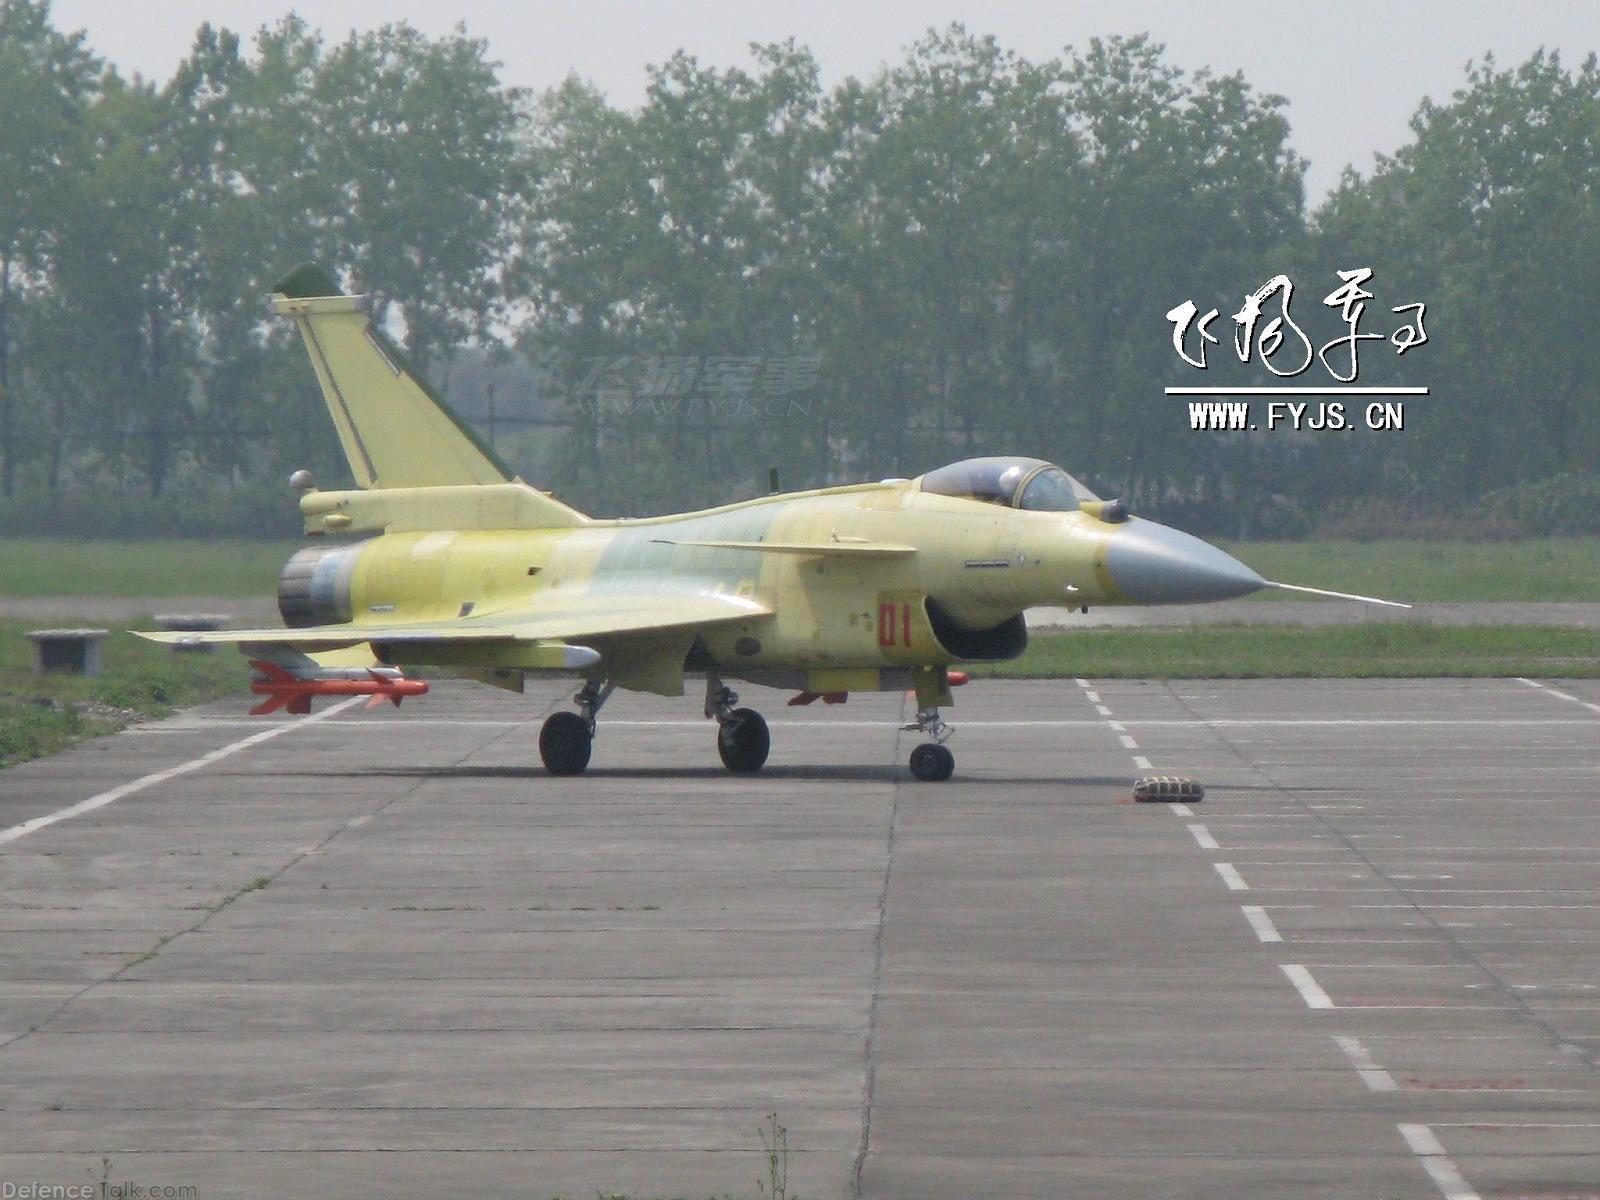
(909, 742, 955, 782)
(717, 707, 770, 773)
(540, 711, 592, 775)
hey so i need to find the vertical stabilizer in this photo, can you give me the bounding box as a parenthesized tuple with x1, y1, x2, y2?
(272, 264, 511, 489)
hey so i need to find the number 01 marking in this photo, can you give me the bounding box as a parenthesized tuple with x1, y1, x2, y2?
(877, 601, 913, 648)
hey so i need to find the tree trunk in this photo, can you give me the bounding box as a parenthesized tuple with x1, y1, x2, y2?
(0, 250, 14, 497)
(145, 310, 168, 498)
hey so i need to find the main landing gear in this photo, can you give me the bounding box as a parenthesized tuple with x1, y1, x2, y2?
(903, 705, 955, 782)
(539, 680, 613, 775)
(706, 675, 769, 774)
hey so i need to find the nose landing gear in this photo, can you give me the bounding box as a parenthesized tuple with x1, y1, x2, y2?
(904, 706, 955, 781)
(903, 666, 956, 781)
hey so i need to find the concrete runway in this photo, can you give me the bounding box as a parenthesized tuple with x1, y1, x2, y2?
(2, 676, 1599, 1199)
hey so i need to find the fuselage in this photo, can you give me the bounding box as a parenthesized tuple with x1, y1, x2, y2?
(277, 463, 1264, 689)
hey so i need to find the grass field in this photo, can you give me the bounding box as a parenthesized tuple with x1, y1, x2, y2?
(2, 536, 1598, 603)
(1, 539, 296, 597)
(977, 624, 1600, 679)
(1224, 538, 1600, 603)
(0, 619, 244, 767)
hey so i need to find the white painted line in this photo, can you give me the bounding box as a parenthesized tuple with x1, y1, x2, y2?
(1520, 680, 1600, 715)
(1429, 1122, 1600, 1128)
(1094, 704, 1112, 716)
(1399, 1123, 1446, 1156)
(1105, 717, 1590, 726)
(205, 716, 1600, 729)
(1084, 690, 1100, 703)
(1241, 905, 1283, 943)
(1107, 721, 1126, 733)
(1337, 1004, 1513, 1011)
(1168, 802, 1192, 816)
(1355, 904, 1600, 910)
(1074, 678, 1090, 688)
(1215, 863, 1249, 891)
(1333, 1035, 1398, 1091)
(1118, 734, 1139, 750)
(1188, 824, 1220, 851)
(0, 699, 364, 847)
(1515, 677, 1545, 688)
(1397, 1124, 1481, 1200)
(1281, 964, 1335, 1009)
(1131, 755, 1152, 770)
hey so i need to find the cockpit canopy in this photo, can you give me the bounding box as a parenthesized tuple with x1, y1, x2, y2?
(918, 457, 1099, 511)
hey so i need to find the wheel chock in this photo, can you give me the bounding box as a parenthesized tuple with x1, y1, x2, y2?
(1132, 776, 1204, 803)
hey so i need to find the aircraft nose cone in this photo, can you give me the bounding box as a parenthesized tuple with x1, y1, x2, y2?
(1105, 519, 1265, 604)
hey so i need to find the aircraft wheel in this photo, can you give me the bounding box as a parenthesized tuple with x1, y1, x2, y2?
(540, 711, 593, 775)
(717, 707, 770, 774)
(909, 742, 955, 782)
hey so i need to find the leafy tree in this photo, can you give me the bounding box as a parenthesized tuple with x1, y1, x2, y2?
(309, 22, 526, 368)
(1316, 50, 1600, 503)
(0, 0, 99, 494)
(822, 27, 1081, 475)
(1052, 35, 1306, 515)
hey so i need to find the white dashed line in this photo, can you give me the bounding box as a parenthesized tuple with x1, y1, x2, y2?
(0, 699, 364, 847)
(1332, 1035, 1398, 1091)
(1516, 677, 1600, 714)
(1281, 964, 1335, 1009)
(1241, 905, 1283, 943)
(1188, 824, 1220, 851)
(1214, 863, 1250, 891)
(1074, 678, 1160, 779)
(1169, 802, 1192, 816)
(1397, 1124, 1481, 1200)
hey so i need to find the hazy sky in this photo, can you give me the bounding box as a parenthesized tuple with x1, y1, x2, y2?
(50, 0, 1600, 200)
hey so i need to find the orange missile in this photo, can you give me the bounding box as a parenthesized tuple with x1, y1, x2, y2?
(247, 660, 428, 716)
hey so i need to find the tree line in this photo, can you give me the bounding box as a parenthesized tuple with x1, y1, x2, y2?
(2, 0, 1597, 534)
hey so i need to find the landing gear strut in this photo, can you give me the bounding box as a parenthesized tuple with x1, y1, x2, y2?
(539, 680, 612, 775)
(706, 675, 769, 774)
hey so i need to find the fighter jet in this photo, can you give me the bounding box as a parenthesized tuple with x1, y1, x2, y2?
(140, 265, 1403, 781)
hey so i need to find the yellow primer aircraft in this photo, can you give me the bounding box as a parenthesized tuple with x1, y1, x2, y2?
(141, 265, 1405, 781)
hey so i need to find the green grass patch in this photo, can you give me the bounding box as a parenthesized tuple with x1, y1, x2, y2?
(1224, 538, 1600, 603)
(0, 539, 296, 597)
(977, 623, 1600, 679)
(1, 619, 245, 768)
